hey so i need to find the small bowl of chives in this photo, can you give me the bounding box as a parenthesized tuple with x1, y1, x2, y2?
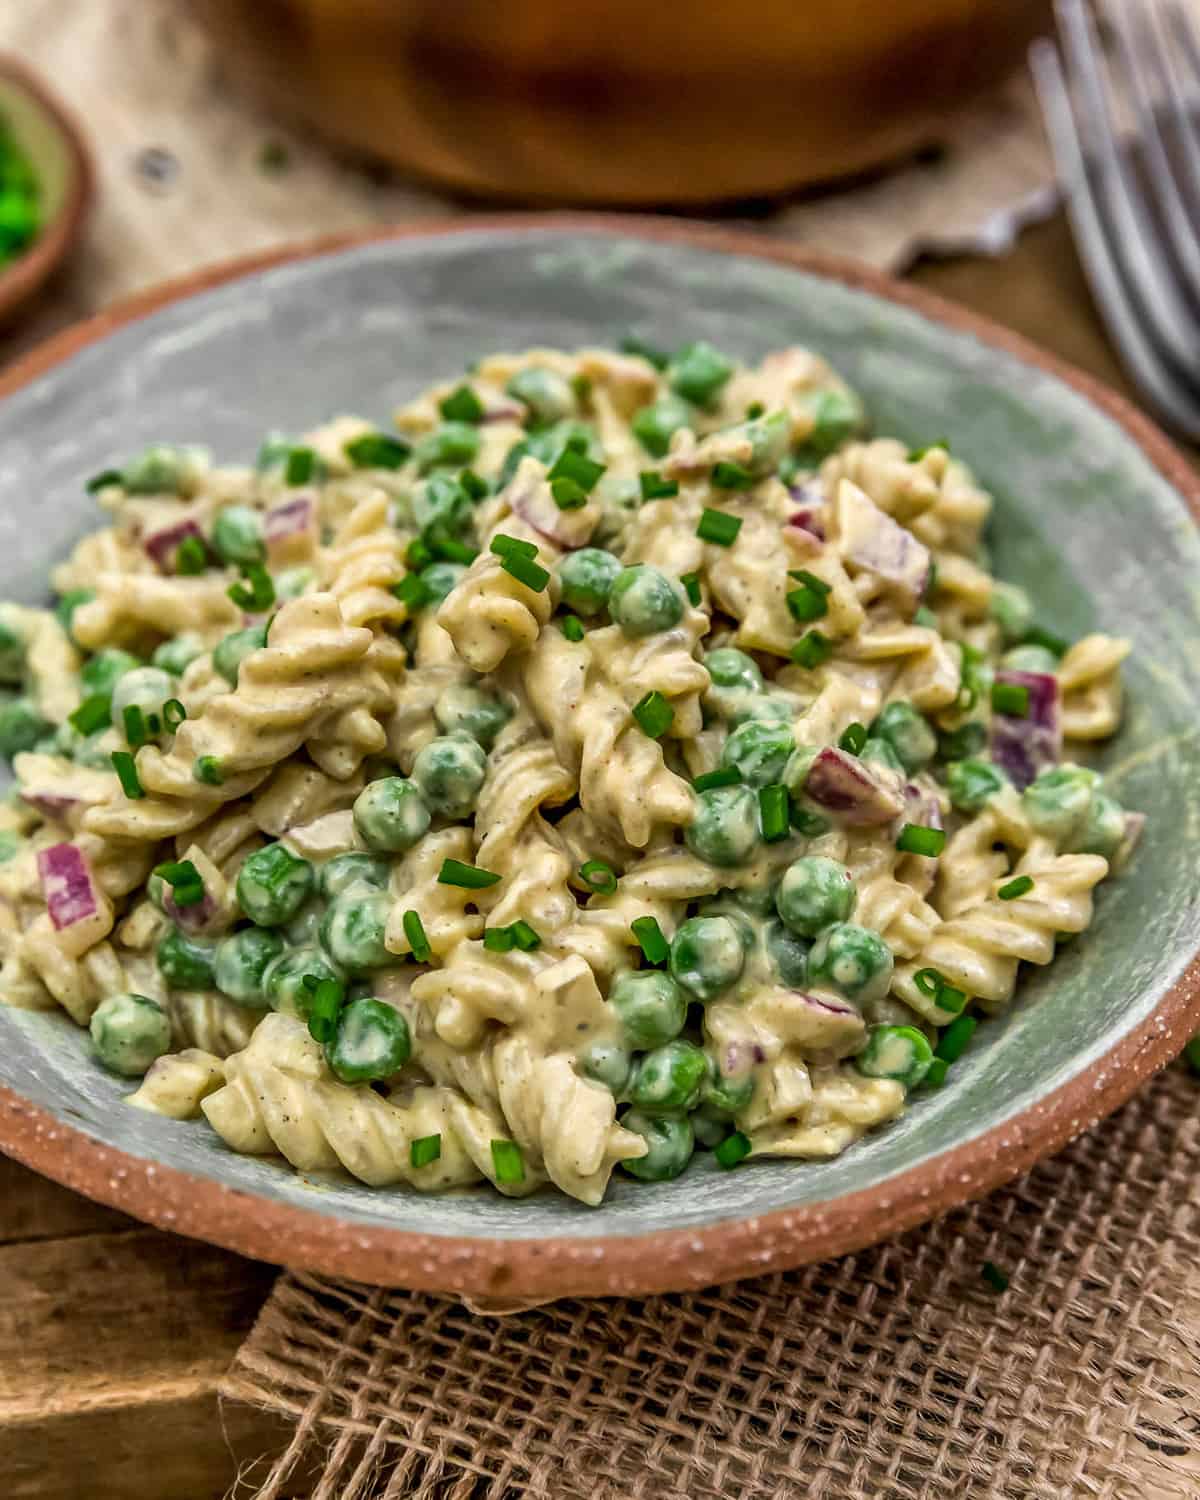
(0, 56, 92, 324)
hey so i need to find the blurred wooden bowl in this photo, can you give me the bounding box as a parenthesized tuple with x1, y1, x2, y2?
(193, 0, 1050, 205)
(0, 56, 91, 324)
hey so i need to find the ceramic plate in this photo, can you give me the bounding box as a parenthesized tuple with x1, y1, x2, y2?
(1, 219, 1198, 1299)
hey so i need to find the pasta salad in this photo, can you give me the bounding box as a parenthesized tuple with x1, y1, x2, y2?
(0, 340, 1139, 1203)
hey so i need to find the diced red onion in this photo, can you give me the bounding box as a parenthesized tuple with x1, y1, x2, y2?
(143, 517, 205, 572)
(722, 1040, 764, 1076)
(37, 842, 99, 931)
(479, 400, 525, 424)
(265, 495, 315, 552)
(838, 482, 930, 604)
(508, 473, 588, 549)
(163, 883, 217, 933)
(21, 791, 79, 823)
(790, 991, 865, 1051)
(805, 747, 905, 826)
(990, 670, 1061, 790)
(786, 508, 826, 544)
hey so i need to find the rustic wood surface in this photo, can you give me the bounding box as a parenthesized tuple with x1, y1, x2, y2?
(0, 212, 1181, 1496)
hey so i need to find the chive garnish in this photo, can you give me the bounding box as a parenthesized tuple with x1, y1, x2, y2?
(710, 461, 754, 491)
(639, 470, 679, 501)
(344, 432, 411, 470)
(69, 694, 111, 736)
(439, 385, 485, 424)
(914, 968, 943, 999)
(499, 550, 550, 593)
(392, 574, 434, 612)
(425, 526, 478, 566)
(548, 445, 605, 493)
(745, 401, 765, 419)
(307, 976, 345, 1043)
(693, 766, 741, 792)
(550, 476, 587, 511)
(163, 698, 187, 731)
(193, 755, 224, 786)
(561, 614, 585, 642)
(489, 533, 537, 560)
(406, 538, 435, 571)
(896, 824, 947, 857)
(936, 1014, 977, 1063)
(923, 1058, 949, 1088)
(838, 722, 867, 756)
(981, 1261, 1009, 1293)
(460, 469, 488, 501)
(680, 571, 701, 606)
(791, 630, 833, 670)
(632, 690, 673, 739)
(696, 508, 742, 546)
(483, 926, 515, 952)
(85, 469, 123, 494)
(714, 1130, 752, 1169)
(111, 750, 143, 800)
(228, 563, 275, 612)
(631, 915, 669, 965)
(410, 1134, 442, 1168)
(907, 439, 949, 462)
(579, 859, 618, 895)
(438, 858, 501, 889)
(123, 704, 148, 749)
(759, 784, 789, 843)
(284, 446, 315, 485)
(153, 859, 204, 907)
(490, 1139, 525, 1185)
(914, 967, 966, 1014)
(402, 909, 431, 963)
(508, 920, 541, 952)
(174, 535, 207, 576)
(998, 875, 1034, 901)
(914, 606, 938, 629)
(786, 583, 828, 623)
(991, 682, 1030, 718)
(1023, 625, 1068, 656)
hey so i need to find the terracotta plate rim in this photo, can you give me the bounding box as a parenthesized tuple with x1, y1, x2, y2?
(1, 214, 1198, 1300)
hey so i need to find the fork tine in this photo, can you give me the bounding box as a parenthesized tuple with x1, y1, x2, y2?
(1030, 37, 1200, 439)
(1056, 0, 1200, 385)
(1103, 0, 1200, 307)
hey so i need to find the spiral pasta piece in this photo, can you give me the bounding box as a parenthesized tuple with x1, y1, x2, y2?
(127, 1049, 226, 1119)
(1058, 633, 1130, 741)
(437, 551, 559, 673)
(385, 826, 485, 960)
(321, 490, 409, 630)
(72, 573, 240, 651)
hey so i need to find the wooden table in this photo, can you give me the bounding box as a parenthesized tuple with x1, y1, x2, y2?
(0, 210, 1159, 1499)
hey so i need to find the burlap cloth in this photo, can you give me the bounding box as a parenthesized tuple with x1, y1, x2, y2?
(14, 6, 1199, 1497)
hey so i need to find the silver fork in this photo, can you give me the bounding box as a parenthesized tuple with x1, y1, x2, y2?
(1031, 0, 1200, 439)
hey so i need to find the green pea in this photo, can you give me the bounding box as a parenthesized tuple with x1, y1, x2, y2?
(89, 992, 171, 1077)
(706, 647, 762, 696)
(213, 623, 268, 685)
(499, 420, 600, 486)
(263, 945, 342, 1018)
(1066, 789, 1126, 859)
(692, 1104, 730, 1149)
(580, 1041, 633, 1095)
(1023, 765, 1098, 842)
(620, 1109, 695, 1182)
(608, 970, 686, 1050)
(608, 565, 685, 637)
(156, 926, 217, 989)
(320, 891, 392, 972)
(284, 900, 325, 946)
(668, 915, 746, 1001)
(937, 719, 988, 763)
(111, 666, 175, 738)
(0, 605, 25, 683)
(686, 784, 761, 867)
(775, 856, 856, 937)
(765, 919, 811, 988)
(946, 758, 1010, 814)
(808, 922, 893, 1004)
(730, 694, 794, 729)
(434, 682, 512, 749)
(669, 341, 733, 409)
(419, 561, 467, 602)
(703, 1066, 755, 1117)
(152, 633, 205, 677)
(55, 588, 95, 642)
(212, 504, 266, 566)
(629, 1039, 708, 1113)
(81, 647, 140, 697)
(860, 736, 905, 775)
(413, 473, 473, 537)
(415, 422, 480, 473)
(733, 408, 791, 475)
(214, 927, 284, 1008)
(989, 582, 1034, 646)
(237, 842, 315, 926)
(121, 444, 198, 495)
(794, 389, 863, 460)
(255, 432, 292, 473)
(506, 366, 576, 426)
(0, 697, 50, 758)
(325, 997, 412, 1083)
(720, 717, 795, 788)
(631, 394, 693, 458)
(855, 1024, 933, 1088)
(1001, 643, 1060, 675)
(411, 734, 487, 819)
(557, 547, 622, 616)
(319, 852, 392, 901)
(871, 701, 936, 775)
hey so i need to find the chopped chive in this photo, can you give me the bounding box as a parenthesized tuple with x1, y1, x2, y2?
(284, 446, 315, 485)
(632, 690, 673, 739)
(424, 526, 478, 565)
(759, 784, 790, 843)
(787, 569, 832, 595)
(406, 538, 435, 570)
(153, 859, 204, 898)
(460, 469, 489, 501)
(499, 551, 550, 592)
(174, 535, 208, 576)
(391, 574, 434, 611)
(547, 445, 606, 493)
(561, 614, 585, 642)
(696, 507, 742, 546)
(489, 533, 538, 560)
(344, 432, 411, 470)
(680, 571, 701, 606)
(710, 461, 754, 491)
(410, 1133, 442, 1168)
(714, 1130, 752, 1169)
(402, 909, 431, 963)
(307, 976, 345, 1043)
(896, 823, 947, 857)
(914, 967, 943, 999)
(991, 681, 1030, 718)
(936, 1014, 977, 1063)
(490, 1138, 525, 1185)
(998, 875, 1034, 901)
(69, 693, 112, 736)
(907, 439, 948, 462)
(509, 919, 541, 952)
(693, 766, 741, 792)
(550, 476, 588, 511)
(579, 859, 618, 895)
(228, 563, 276, 612)
(1022, 625, 1068, 657)
(838, 722, 868, 756)
(483, 926, 516, 952)
(791, 630, 833, 670)
(193, 755, 224, 786)
(745, 401, 765, 419)
(981, 1261, 1009, 1293)
(631, 915, 669, 966)
(923, 1057, 950, 1087)
(913, 966, 966, 1015)
(85, 468, 123, 494)
(924, 559, 939, 600)
(111, 750, 143, 800)
(571, 374, 592, 402)
(914, 606, 938, 629)
(786, 584, 828, 623)
(618, 334, 670, 369)
(1184, 1036, 1200, 1076)
(639, 470, 679, 501)
(123, 704, 148, 748)
(439, 385, 485, 424)
(438, 858, 501, 889)
(937, 985, 967, 1014)
(163, 699, 187, 732)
